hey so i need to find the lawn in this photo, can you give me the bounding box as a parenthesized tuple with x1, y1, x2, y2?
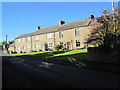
(13, 49, 87, 60)
(13, 49, 88, 67)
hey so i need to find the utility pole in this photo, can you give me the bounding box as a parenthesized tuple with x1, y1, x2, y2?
(6, 34, 8, 53)
(6, 35, 7, 45)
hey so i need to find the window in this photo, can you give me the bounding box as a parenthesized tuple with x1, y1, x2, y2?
(34, 35, 39, 40)
(47, 42, 52, 48)
(59, 32, 63, 38)
(34, 44, 39, 49)
(26, 45, 31, 51)
(26, 37, 31, 42)
(76, 40, 80, 47)
(18, 39, 21, 43)
(22, 38, 25, 42)
(17, 46, 21, 51)
(46, 33, 52, 39)
(23, 46, 25, 50)
(60, 42, 63, 45)
(75, 29, 80, 36)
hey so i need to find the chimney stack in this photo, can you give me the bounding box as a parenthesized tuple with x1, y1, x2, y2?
(59, 20, 65, 26)
(88, 14, 95, 19)
(36, 26, 40, 31)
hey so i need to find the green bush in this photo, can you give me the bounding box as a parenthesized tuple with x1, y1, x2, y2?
(54, 45, 63, 51)
(39, 49, 42, 52)
(11, 51, 17, 54)
(29, 50, 36, 53)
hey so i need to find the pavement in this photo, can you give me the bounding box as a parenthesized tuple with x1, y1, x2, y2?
(1, 50, 120, 88)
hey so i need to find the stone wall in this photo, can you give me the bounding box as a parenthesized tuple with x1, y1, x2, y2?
(87, 47, 119, 64)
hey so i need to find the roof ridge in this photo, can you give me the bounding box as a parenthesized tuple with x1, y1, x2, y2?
(15, 19, 91, 39)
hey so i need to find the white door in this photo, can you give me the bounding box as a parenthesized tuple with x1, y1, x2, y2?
(42, 44, 45, 51)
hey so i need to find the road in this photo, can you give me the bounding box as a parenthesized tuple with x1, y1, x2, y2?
(2, 51, 120, 88)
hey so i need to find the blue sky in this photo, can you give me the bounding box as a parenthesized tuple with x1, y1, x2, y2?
(1, 2, 118, 42)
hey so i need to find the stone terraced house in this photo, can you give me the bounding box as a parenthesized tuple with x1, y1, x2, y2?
(9, 15, 100, 53)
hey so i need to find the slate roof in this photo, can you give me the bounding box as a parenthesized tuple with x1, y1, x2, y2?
(15, 19, 94, 39)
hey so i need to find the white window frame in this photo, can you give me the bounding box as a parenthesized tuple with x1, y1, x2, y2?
(59, 32, 63, 38)
(26, 45, 31, 51)
(17, 39, 21, 43)
(17, 46, 21, 51)
(47, 42, 52, 48)
(22, 38, 25, 42)
(76, 40, 80, 47)
(26, 37, 31, 42)
(34, 44, 39, 49)
(34, 35, 39, 41)
(46, 33, 52, 39)
(75, 29, 80, 36)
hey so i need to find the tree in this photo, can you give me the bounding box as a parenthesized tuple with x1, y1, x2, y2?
(86, 8, 120, 52)
(0, 40, 14, 50)
(8, 40, 14, 46)
(0, 41, 7, 46)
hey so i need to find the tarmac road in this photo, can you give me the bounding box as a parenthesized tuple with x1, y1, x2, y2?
(2, 51, 120, 88)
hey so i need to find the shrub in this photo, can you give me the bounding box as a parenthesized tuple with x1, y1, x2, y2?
(44, 43, 48, 51)
(39, 49, 42, 52)
(54, 45, 63, 51)
(29, 50, 36, 53)
(59, 45, 63, 49)
(11, 51, 17, 54)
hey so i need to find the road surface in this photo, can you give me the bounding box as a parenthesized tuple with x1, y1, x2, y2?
(2, 51, 120, 88)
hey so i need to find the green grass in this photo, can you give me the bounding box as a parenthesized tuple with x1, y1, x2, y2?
(53, 49, 87, 57)
(13, 49, 88, 67)
(14, 49, 87, 57)
(14, 49, 88, 67)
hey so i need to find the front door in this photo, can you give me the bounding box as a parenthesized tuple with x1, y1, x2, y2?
(67, 42, 71, 50)
(42, 44, 45, 51)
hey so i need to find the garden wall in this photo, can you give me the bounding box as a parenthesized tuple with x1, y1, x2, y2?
(87, 47, 119, 64)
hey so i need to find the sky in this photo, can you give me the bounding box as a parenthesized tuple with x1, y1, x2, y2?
(1, 2, 118, 42)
